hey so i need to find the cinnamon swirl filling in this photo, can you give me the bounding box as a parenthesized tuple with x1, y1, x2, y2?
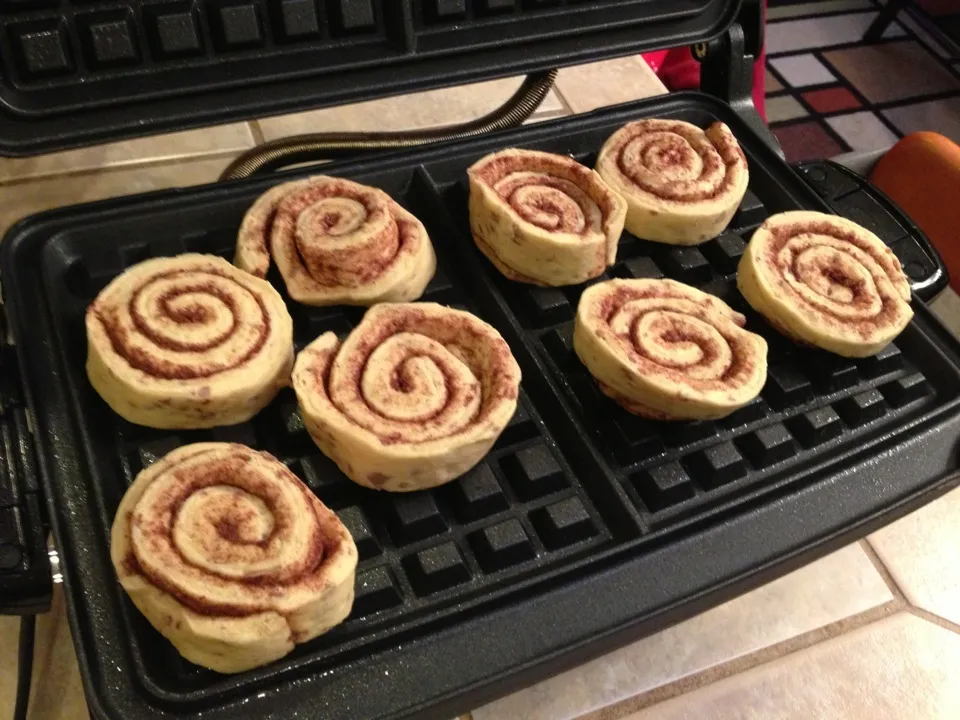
(292, 302, 521, 492)
(235, 176, 436, 306)
(738, 211, 913, 357)
(468, 148, 626, 286)
(574, 279, 768, 420)
(110, 442, 357, 673)
(596, 120, 749, 245)
(86, 254, 294, 429)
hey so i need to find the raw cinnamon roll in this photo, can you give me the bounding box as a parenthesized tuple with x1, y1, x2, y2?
(292, 303, 521, 492)
(738, 211, 913, 357)
(574, 279, 768, 420)
(596, 119, 749, 245)
(468, 148, 627, 286)
(86, 254, 294, 429)
(235, 176, 436, 306)
(110, 442, 357, 674)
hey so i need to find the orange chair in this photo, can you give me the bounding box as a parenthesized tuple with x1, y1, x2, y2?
(870, 132, 960, 293)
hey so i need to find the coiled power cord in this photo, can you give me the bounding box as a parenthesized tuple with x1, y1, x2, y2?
(14, 615, 35, 720)
(220, 70, 558, 180)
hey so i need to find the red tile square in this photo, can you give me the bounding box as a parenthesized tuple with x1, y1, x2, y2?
(802, 87, 862, 114)
(772, 121, 846, 163)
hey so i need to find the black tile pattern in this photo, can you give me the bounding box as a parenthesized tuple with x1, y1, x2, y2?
(212, 3, 264, 50)
(277, 0, 322, 40)
(404, 541, 470, 596)
(530, 496, 597, 549)
(787, 406, 842, 448)
(730, 188, 766, 231)
(353, 565, 402, 615)
(10, 19, 73, 78)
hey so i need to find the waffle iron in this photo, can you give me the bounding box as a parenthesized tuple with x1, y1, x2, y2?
(1, 2, 958, 719)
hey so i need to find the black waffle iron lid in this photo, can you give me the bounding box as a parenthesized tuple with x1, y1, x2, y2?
(0, 0, 744, 156)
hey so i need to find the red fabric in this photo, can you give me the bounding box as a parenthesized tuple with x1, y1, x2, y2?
(641, 0, 767, 122)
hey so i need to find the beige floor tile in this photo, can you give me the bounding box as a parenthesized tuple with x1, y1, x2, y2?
(823, 41, 960, 103)
(629, 614, 960, 720)
(767, 12, 905, 55)
(868, 485, 960, 626)
(883, 97, 960, 145)
(0, 124, 254, 185)
(764, 70, 784, 94)
(0, 588, 87, 720)
(256, 79, 565, 141)
(827, 111, 899, 153)
(930, 287, 960, 337)
(553, 56, 667, 114)
(472, 544, 891, 720)
(0, 613, 21, 719)
(766, 96, 808, 123)
(0, 156, 229, 238)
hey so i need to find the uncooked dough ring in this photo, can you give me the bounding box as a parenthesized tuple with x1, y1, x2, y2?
(110, 442, 357, 673)
(86, 253, 294, 429)
(468, 148, 626, 286)
(235, 175, 436, 306)
(738, 210, 913, 357)
(596, 119, 749, 245)
(292, 302, 521, 492)
(574, 278, 768, 420)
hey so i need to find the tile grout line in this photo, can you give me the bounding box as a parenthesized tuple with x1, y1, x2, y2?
(0, 149, 243, 189)
(905, 606, 960, 636)
(574, 599, 906, 720)
(248, 120, 267, 146)
(552, 84, 576, 116)
(858, 538, 910, 602)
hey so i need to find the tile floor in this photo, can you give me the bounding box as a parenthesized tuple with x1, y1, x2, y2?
(1, 23, 960, 720)
(469, 475, 960, 720)
(766, 0, 960, 162)
(625, 614, 960, 720)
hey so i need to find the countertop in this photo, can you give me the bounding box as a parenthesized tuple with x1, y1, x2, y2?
(3, 56, 960, 720)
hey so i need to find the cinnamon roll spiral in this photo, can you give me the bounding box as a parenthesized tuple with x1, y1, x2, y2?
(596, 120, 749, 245)
(110, 442, 357, 674)
(738, 211, 913, 357)
(574, 279, 768, 420)
(235, 176, 437, 306)
(468, 148, 627, 286)
(86, 254, 294, 429)
(292, 303, 521, 492)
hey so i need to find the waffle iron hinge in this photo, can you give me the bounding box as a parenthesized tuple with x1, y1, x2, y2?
(694, 0, 784, 159)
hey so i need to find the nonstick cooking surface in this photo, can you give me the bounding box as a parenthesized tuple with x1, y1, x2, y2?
(3, 93, 959, 720)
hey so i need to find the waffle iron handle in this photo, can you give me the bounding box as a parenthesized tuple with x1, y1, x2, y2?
(795, 159, 949, 302)
(0, 304, 52, 615)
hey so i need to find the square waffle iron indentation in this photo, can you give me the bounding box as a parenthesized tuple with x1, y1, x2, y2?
(0, 0, 737, 154)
